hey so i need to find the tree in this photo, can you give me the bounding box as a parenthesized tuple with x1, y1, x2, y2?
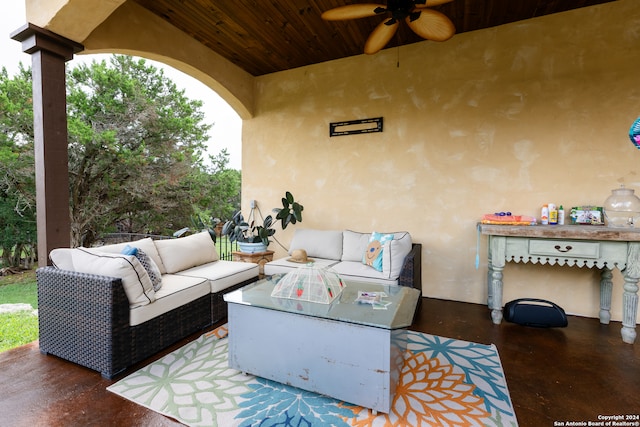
(0, 65, 36, 268)
(0, 56, 241, 265)
(195, 149, 241, 221)
(66, 55, 213, 246)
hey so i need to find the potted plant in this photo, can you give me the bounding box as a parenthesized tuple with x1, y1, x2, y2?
(222, 191, 303, 253)
(221, 210, 275, 253)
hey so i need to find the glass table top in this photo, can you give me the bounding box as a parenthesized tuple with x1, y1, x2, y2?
(224, 274, 421, 330)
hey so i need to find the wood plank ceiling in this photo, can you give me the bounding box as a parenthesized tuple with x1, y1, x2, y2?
(132, 0, 617, 76)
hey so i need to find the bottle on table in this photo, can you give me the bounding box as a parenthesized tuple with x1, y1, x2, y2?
(549, 203, 558, 225)
(558, 205, 565, 225)
(541, 204, 549, 225)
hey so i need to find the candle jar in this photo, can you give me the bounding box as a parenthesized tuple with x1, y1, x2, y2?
(603, 185, 640, 227)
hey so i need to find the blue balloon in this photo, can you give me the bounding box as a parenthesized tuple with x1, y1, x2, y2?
(630, 117, 640, 149)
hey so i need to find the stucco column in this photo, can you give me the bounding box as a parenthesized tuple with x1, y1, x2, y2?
(11, 24, 83, 266)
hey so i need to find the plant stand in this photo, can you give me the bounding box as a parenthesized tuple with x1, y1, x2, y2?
(232, 250, 274, 278)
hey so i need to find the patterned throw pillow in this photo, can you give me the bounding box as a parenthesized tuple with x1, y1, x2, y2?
(362, 232, 394, 272)
(122, 245, 163, 291)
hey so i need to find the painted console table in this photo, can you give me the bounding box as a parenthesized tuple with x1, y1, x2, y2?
(478, 224, 640, 344)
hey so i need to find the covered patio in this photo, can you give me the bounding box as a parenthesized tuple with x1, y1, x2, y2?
(3, 0, 640, 424)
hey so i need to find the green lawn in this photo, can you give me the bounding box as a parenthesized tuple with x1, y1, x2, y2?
(0, 269, 39, 353)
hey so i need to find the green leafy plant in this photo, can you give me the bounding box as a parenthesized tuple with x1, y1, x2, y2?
(273, 191, 304, 230)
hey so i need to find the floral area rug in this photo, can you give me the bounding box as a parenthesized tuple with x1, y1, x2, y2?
(107, 324, 518, 426)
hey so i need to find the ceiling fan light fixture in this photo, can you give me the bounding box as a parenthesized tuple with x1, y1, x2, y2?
(322, 0, 455, 54)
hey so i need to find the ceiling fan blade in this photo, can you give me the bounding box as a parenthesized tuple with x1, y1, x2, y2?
(414, 0, 454, 7)
(364, 19, 399, 55)
(406, 9, 455, 41)
(321, 4, 386, 20)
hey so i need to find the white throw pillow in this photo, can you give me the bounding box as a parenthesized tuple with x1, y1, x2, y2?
(289, 229, 343, 260)
(95, 237, 167, 274)
(382, 232, 413, 279)
(341, 230, 371, 262)
(70, 248, 156, 306)
(154, 231, 219, 274)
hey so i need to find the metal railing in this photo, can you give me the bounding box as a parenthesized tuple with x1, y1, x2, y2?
(216, 237, 238, 260)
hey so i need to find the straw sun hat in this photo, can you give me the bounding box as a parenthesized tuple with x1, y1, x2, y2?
(287, 249, 314, 263)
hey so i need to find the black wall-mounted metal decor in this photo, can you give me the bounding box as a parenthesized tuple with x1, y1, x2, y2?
(329, 117, 383, 137)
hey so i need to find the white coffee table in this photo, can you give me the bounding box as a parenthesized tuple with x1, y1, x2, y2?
(224, 275, 420, 414)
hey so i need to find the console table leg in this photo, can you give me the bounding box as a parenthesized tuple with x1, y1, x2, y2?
(489, 266, 504, 324)
(599, 268, 613, 325)
(487, 236, 506, 324)
(487, 254, 494, 308)
(621, 275, 638, 344)
(621, 243, 640, 344)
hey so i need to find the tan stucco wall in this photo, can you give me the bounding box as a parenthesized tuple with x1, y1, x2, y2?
(243, 0, 640, 323)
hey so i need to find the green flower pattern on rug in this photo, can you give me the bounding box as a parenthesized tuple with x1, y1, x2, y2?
(108, 326, 518, 426)
(110, 332, 250, 425)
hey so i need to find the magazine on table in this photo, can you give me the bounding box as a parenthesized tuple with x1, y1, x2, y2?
(355, 291, 392, 309)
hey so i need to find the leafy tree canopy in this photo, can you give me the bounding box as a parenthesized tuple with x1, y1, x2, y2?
(0, 55, 241, 264)
(0, 65, 36, 267)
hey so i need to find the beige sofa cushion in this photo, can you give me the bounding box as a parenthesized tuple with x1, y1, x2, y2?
(289, 229, 343, 260)
(383, 232, 413, 280)
(70, 248, 156, 306)
(154, 231, 219, 274)
(341, 230, 370, 262)
(129, 274, 210, 326)
(328, 262, 398, 286)
(177, 260, 259, 293)
(264, 257, 339, 276)
(49, 248, 75, 271)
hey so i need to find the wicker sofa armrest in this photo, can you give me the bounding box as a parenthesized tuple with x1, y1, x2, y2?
(36, 266, 131, 378)
(397, 243, 422, 294)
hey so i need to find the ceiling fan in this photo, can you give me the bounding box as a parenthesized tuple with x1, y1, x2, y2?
(321, 0, 456, 55)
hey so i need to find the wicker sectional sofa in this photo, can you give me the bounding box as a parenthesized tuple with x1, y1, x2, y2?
(264, 229, 422, 292)
(37, 231, 259, 378)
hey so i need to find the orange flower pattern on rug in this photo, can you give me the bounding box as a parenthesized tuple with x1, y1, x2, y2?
(349, 351, 489, 427)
